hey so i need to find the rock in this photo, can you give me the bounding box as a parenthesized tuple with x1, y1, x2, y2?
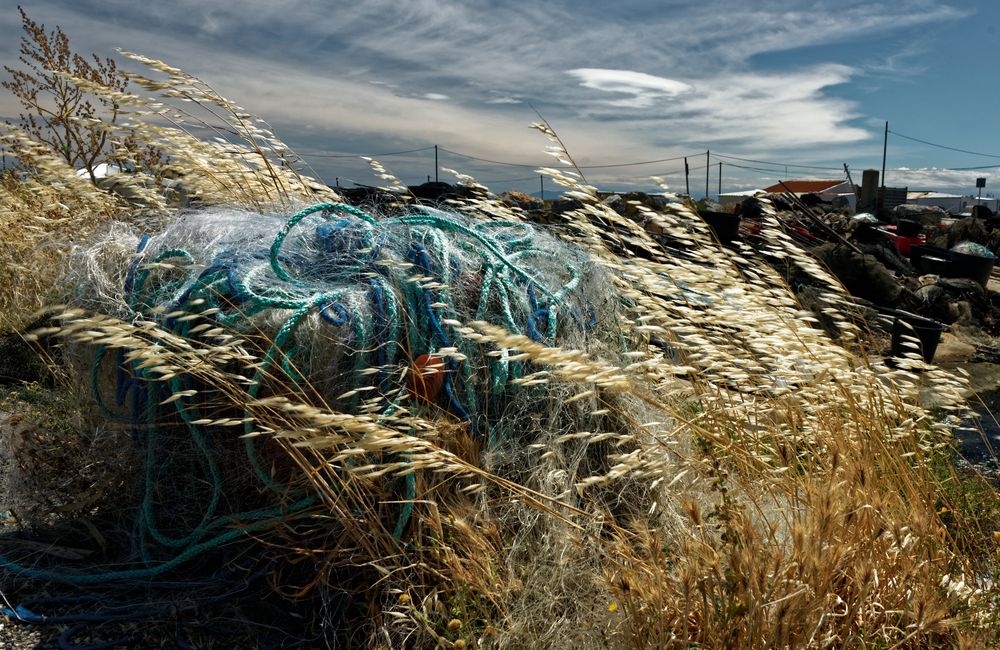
(338, 186, 384, 205)
(499, 191, 543, 210)
(698, 198, 724, 213)
(915, 283, 945, 306)
(972, 204, 994, 219)
(938, 277, 986, 296)
(736, 196, 769, 220)
(933, 332, 977, 362)
(891, 203, 947, 227)
(830, 195, 853, 210)
(948, 300, 974, 324)
(601, 194, 626, 214)
(856, 241, 913, 275)
(798, 192, 828, 207)
(622, 192, 673, 211)
(551, 198, 585, 214)
(408, 181, 461, 202)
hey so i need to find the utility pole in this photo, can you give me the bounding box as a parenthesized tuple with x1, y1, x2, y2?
(335, 177, 339, 188)
(705, 150, 710, 199)
(880, 121, 888, 216)
(718, 161, 722, 197)
(540, 174, 544, 201)
(684, 157, 690, 196)
(844, 163, 857, 202)
(434, 145, 439, 183)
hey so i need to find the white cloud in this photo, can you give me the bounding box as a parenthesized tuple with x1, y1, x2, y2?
(568, 68, 691, 108)
(886, 167, 997, 191)
(0, 0, 974, 189)
(673, 65, 868, 147)
(485, 97, 522, 105)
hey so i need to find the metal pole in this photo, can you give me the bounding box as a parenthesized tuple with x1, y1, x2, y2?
(880, 121, 888, 216)
(718, 161, 722, 197)
(881, 121, 888, 190)
(684, 157, 690, 196)
(778, 182, 865, 257)
(434, 145, 439, 183)
(705, 150, 710, 199)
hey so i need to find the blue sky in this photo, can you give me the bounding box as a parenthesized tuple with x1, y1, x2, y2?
(3, 0, 1000, 197)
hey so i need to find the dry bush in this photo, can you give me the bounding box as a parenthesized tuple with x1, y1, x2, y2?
(0, 12, 343, 328)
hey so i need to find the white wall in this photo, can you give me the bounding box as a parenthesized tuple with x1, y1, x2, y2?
(910, 196, 963, 213)
(960, 196, 1000, 213)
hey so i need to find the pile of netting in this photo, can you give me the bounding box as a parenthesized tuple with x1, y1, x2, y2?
(0, 203, 624, 646)
(79, 202, 618, 435)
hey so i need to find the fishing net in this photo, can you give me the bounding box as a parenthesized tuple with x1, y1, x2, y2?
(72, 202, 621, 428)
(1, 202, 629, 645)
(951, 240, 996, 259)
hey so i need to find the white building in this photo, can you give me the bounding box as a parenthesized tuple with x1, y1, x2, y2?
(718, 189, 764, 207)
(959, 195, 1000, 213)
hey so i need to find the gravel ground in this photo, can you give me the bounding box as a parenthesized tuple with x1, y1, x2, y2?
(1, 412, 51, 648)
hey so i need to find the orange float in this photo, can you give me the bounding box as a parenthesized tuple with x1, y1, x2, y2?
(407, 353, 446, 404)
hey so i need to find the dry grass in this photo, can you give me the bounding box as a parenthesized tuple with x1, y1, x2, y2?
(2, 48, 999, 649)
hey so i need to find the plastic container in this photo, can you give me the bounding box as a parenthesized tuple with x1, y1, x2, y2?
(896, 219, 922, 237)
(911, 243, 996, 285)
(698, 210, 742, 242)
(884, 231, 924, 256)
(909, 243, 951, 272)
(949, 250, 995, 287)
(889, 311, 946, 363)
(920, 255, 951, 276)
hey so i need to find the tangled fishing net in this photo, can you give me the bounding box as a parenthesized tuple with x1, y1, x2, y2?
(951, 240, 997, 259)
(1, 202, 629, 646)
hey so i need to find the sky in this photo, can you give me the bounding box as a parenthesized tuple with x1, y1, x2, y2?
(2, 0, 1000, 198)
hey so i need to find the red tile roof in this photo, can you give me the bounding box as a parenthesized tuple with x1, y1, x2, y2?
(763, 179, 844, 193)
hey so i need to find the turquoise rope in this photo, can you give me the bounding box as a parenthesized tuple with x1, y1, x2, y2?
(68, 202, 595, 580)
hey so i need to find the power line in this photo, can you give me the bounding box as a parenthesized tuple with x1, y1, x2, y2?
(947, 164, 1000, 171)
(577, 153, 700, 169)
(888, 130, 1000, 159)
(297, 140, 1000, 187)
(436, 147, 542, 168)
(721, 161, 803, 176)
(297, 143, 840, 176)
(885, 164, 1000, 172)
(438, 146, 706, 170)
(299, 146, 436, 159)
(713, 152, 842, 171)
(478, 175, 541, 184)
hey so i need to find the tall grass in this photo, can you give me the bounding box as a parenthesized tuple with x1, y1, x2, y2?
(2, 49, 998, 648)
